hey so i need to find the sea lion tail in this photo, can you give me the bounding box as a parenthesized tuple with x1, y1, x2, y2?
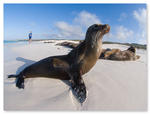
(8, 74, 18, 78)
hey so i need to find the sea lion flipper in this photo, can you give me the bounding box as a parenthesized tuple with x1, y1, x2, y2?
(14, 73, 25, 89)
(8, 74, 18, 78)
(16, 76, 25, 89)
(8, 74, 24, 89)
(69, 71, 86, 103)
(71, 80, 86, 103)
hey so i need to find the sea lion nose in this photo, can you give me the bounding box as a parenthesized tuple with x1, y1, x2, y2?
(104, 24, 110, 29)
(104, 24, 110, 31)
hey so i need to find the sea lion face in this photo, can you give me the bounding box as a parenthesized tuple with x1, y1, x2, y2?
(85, 24, 110, 41)
(87, 24, 110, 36)
(85, 24, 110, 47)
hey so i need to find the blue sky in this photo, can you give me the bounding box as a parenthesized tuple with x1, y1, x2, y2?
(4, 4, 147, 44)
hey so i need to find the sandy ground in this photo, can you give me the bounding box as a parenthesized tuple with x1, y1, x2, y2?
(4, 40, 147, 111)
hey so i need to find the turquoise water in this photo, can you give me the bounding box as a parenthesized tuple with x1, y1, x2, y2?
(4, 40, 28, 44)
(4, 40, 17, 43)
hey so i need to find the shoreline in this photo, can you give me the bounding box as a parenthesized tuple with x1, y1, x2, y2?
(4, 39, 147, 50)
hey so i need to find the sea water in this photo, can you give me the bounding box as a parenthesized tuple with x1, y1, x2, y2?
(4, 40, 28, 44)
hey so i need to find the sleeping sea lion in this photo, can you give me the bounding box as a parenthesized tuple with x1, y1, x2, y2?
(8, 24, 110, 103)
(101, 46, 140, 61)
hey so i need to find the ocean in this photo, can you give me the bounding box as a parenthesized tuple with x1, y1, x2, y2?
(4, 40, 28, 44)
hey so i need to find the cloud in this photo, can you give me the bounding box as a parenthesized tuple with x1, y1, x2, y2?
(118, 13, 127, 21)
(74, 10, 101, 27)
(55, 21, 84, 39)
(115, 25, 133, 40)
(133, 8, 147, 44)
(133, 8, 147, 29)
(54, 11, 102, 39)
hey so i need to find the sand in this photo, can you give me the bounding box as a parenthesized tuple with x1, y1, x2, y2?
(4, 40, 147, 111)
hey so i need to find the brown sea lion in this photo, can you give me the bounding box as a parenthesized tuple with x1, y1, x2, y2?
(56, 41, 79, 49)
(8, 24, 110, 103)
(101, 49, 121, 59)
(101, 46, 140, 61)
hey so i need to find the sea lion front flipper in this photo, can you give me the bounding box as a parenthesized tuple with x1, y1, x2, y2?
(8, 73, 25, 89)
(15, 73, 25, 89)
(16, 76, 25, 89)
(69, 70, 86, 103)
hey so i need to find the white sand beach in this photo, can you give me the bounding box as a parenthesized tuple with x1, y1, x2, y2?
(4, 40, 147, 111)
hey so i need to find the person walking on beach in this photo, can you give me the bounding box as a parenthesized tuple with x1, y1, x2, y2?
(28, 31, 32, 43)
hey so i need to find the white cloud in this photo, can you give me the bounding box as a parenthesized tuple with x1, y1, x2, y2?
(54, 11, 102, 39)
(55, 21, 84, 39)
(118, 13, 127, 21)
(115, 25, 133, 40)
(133, 8, 147, 44)
(74, 10, 101, 27)
(133, 8, 147, 29)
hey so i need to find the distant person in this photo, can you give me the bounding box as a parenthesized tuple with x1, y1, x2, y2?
(28, 31, 32, 43)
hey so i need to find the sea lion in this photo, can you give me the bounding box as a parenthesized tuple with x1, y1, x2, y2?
(8, 24, 110, 103)
(56, 41, 79, 49)
(100, 46, 140, 61)
(99, 48, 111, 58)
(100, 48, 120, 59)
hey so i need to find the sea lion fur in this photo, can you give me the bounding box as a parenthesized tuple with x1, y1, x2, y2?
(100, 46, 140, 61)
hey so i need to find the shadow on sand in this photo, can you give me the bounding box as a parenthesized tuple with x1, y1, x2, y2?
(15, 57, 35, 74)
